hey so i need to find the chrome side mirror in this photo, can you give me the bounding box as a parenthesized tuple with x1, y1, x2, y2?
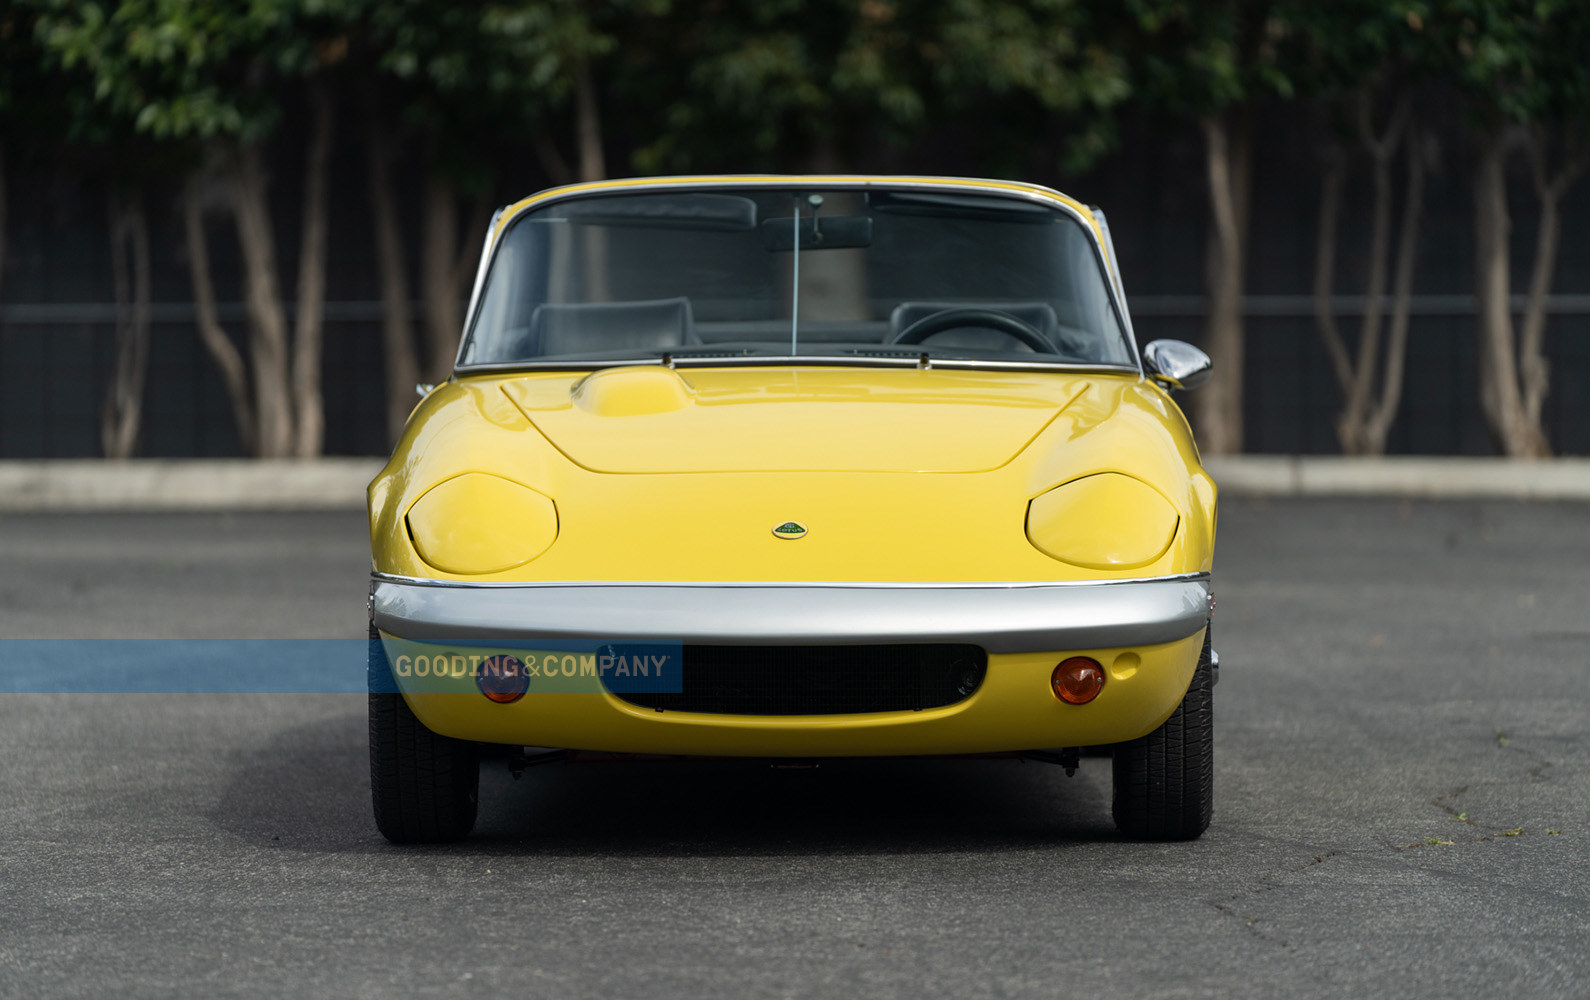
(1142, 340, 1212, 391)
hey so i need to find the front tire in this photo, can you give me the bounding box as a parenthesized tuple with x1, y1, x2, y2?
(1111, 628, 1214, 840)
(368, 627, 479, 843)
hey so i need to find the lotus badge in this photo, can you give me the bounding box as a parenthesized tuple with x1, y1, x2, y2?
(772, 520, 808, 539)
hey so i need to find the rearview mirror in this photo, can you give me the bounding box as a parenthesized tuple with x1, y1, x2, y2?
(1142, 340, 1212, 391)
(761, 216, 873, 251)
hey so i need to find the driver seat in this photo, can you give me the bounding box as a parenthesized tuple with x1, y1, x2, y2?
(887, 301, 1061, 353)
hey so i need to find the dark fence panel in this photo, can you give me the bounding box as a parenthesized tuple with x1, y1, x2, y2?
(0, 310, 389, 458)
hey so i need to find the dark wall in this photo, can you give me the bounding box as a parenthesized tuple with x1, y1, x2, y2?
(3, 100, 1588, 457)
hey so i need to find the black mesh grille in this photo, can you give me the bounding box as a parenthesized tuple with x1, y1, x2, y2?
(615, 644, 987, 716)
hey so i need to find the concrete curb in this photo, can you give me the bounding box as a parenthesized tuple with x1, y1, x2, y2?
(1203, 456, 1590, 500)
(0, 459, 384, 512)
(1, 456, 1589, 511)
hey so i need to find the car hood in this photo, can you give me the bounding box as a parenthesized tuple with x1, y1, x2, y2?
(498, 366, 1094, 474)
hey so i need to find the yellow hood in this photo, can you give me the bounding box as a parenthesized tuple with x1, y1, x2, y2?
(499, 367, 1090, 474)
(370, 366, 1216, 584)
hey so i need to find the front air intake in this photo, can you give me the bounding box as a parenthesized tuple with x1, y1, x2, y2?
(614, 644, 986, 716)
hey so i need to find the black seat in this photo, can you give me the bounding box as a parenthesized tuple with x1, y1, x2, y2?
(525, 297, 699, 357)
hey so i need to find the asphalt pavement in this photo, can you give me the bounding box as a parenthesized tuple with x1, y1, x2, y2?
(1, 500, 1587, 998)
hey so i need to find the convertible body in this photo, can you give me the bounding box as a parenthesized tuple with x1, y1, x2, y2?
(367, 176, 1218, 842)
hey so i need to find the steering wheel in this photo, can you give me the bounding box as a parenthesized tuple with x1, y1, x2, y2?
(887, 307, 1051, 352)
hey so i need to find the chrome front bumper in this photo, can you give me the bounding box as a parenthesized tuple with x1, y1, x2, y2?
(369, 573, 1211, 654)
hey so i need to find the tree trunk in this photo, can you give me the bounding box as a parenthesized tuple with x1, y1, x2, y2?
(799, 141, 870, 321)
(183, 178, 256, 454)
(100, 192, 152, 459)
(291, 82, 334, 458)
(575, 56, 606, 183)
(1518, 174, 1556, 438)
(1193, 111, 1251, 455)
(457, 188, 492, 311)
(530, 122, 574, 187)
(419, 176, 492, 383)
(1362, 127, 1428, 456)
(420, 176, 457, 383)
(231, 144, 294, 458)
(1519, 130, 1588, 438)
(1312, 142, 1353, 395)
(0, 141, 7, 303)
(1314, 97, 1421, 457)
(419, 177, 464, 384)
(574, 59, 612, 302)
(366, 121, 420, 442)
(1335, 96, 1407, 455)
(1472, 127, 1547, 457)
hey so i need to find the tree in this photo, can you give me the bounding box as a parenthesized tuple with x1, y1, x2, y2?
(100, 169, 154, 461)
(1312, 98, 1431, 456)
(1410, 0, 1590, 456)
(34, 0, 357, 457)
(11, 3, 160, 458)
(357, 0, 643, 439)
(1299, 4, 1434, 455)
(1113, 0, 1303, 455)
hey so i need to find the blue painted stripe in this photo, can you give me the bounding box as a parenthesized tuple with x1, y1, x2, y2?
(0, 637, 368, 693)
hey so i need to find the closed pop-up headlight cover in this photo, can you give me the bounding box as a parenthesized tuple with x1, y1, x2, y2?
(1025, 472, 1179, 570)
(405, 473, 559, 575)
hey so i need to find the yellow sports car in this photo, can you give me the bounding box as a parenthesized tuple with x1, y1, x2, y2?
(367, 175, 1218, 843)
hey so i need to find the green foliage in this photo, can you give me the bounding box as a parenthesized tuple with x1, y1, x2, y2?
(356, 1, 672, 187)
(11, 0, 1590, 179)
(934, 0, 1129, 112)
(932, 0, 1130, 171)
(1114, 0, 1303, 115)
(1399, 0, 1590, 128)
(12, 0, 1590, 203)
(29, 0, 358, 145)
(1287, 1, 1427, 100)
(636, 1, 896, 168)
(634, 0, 1129, 174)
(367, 0, 615, 118)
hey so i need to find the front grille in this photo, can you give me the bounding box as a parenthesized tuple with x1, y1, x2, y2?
(615, 644, 987, 716)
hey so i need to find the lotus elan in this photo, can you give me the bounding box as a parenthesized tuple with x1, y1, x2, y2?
(367, 175, 1218, 843)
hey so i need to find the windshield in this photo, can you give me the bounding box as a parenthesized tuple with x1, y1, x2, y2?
(459, 184, 1135, 371)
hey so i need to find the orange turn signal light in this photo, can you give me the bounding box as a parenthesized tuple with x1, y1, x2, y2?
(477, 654, 529, 704)
(1051, 657, 1105, 705)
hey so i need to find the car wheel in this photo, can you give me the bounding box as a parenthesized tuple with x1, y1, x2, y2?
(368, 627, 479, 843)
(1111, 627, 1213, 841)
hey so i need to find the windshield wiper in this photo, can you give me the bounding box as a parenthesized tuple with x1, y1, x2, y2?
(659, 349, 755, 363)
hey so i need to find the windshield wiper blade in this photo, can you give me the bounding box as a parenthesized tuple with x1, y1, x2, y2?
(659, 349, 756, 365)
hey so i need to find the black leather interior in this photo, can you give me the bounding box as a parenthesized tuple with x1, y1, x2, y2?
(523, 297, 699, 357)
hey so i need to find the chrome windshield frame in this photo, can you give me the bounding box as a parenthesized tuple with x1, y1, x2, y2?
(451, 355, 1143, 378)
(452, 176, 1145, 378)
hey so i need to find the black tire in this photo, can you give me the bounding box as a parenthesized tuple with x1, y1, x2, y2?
(368, 628, 479, 843)
(1111, 627, 1214, 840)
